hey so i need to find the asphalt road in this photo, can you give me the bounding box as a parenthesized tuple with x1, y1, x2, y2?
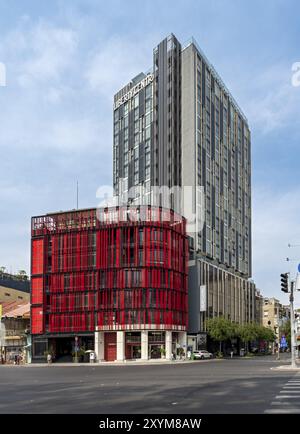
(0, 354, 298, 414)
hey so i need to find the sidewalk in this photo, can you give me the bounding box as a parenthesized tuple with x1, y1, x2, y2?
(0, 358, 222, 367)
(271, 364, 300, 371)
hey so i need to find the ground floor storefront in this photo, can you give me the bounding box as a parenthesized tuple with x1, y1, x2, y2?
(31, 333, 94, 363)
(31, 330, 187, 363)
(95, 330, 187, 362)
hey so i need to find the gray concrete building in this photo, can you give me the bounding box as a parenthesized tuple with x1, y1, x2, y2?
(113, 34, 255, 350)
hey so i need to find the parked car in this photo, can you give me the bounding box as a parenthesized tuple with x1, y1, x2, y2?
(193, 350, 213, 360)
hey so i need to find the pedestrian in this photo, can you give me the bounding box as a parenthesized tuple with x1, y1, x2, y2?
(230, 349, 234, 359)
(47, 353, 52, 365)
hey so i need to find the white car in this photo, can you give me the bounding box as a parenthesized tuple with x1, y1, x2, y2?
(193, 350, 213, 360)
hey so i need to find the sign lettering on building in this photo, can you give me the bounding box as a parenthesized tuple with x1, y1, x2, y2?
(200, 285, 207, 312)
(114, 74, 154, 110)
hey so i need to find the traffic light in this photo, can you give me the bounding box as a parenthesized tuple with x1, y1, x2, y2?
(280, 273, 289, 293)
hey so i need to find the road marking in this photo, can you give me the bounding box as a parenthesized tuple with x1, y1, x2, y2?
(280, 390, 300, 393)
(270, 401, 292, 406)
(265, 376, 300, 413)
(283, 387, 300, 390)
(265, 409, 300, 414)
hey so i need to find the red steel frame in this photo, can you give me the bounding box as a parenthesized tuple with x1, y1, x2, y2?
(31, 206, 188, 335)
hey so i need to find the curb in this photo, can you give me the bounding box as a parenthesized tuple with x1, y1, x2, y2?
(0, 359, 223, 367)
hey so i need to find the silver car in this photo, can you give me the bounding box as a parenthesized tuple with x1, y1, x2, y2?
(193, 350, 213, 360)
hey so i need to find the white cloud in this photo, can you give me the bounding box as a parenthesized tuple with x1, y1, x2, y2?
(253, 186, 300, 304)
(238, 63, 300, 134)
(19, 22, 77, 85)
(85, 36, 154, 100)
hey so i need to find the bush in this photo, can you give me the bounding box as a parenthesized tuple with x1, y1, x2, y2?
(216, 351, 224, 359)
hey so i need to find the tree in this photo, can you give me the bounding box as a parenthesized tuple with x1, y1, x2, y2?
(238, 322, 265, 351)
(205, 317, 237, 353)
(16, 270, 28, 281)
(237, 323, 260, 352)
(256, 325, 276, 343)
(0, 266, 6, 275)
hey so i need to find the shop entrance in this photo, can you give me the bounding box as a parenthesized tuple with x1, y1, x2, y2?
(148, 331, 165, 359)
(48, 336, 94, 363)
(104, 332, 117, 361)
(125, 332, 141, 359)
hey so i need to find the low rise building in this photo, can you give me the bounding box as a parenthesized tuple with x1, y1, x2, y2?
(262, 297, 290, 345)
(31, 206, 188, 363)
(0, 301, 30, 364)
(255, 290, 264, 325)
(0, 272, 30, 303)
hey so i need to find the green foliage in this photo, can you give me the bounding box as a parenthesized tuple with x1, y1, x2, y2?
(280, 320, 291, 346)
(237, 323, 259, 343)
(160, 347, 166, 355)
(256, 325, 276, 342)
(234, 322, 276, 343)
(205, 317, 237, 343)
(16, 270, 28, 281)
(206, 318, 276, 349)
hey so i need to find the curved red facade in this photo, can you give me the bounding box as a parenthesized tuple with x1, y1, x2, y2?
(31, 206, 188, 335)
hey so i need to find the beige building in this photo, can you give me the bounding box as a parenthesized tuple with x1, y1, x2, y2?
(0, 286, 30, 304)
(0, 301, 30, 364)
(262, 297, 290, 343)
(0, 272, 30, 304)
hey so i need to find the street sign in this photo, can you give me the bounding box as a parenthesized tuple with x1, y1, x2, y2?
(298, 263, 300, 273)
(280, 336, 287, 348)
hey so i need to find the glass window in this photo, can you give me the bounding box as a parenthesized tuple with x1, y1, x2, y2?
(145, 112, 152, 127)
(124, 102, 129, 116)
(145, 85, 152, 99)
(145, 127, 151, 140)
(134, 95, 139, 108)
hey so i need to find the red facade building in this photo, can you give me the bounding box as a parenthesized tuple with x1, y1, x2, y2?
(31, 206, 188, 362)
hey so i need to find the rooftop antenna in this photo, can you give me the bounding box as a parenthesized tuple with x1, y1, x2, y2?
(76, 180, 79, 210)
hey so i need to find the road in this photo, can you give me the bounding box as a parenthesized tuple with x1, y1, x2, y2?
(0, 354, 299, 414)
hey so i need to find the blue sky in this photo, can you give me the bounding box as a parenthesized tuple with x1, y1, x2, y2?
(0, 0, 300, 303)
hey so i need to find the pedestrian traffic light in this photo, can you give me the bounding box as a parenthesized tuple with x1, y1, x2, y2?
(280, 273, 289, 293)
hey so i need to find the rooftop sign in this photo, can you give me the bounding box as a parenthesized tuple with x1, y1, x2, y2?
(114, 74, 154, 110)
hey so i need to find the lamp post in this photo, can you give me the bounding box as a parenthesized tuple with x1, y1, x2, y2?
(75, 335, 79, 363)
(290, 280, 297, 368)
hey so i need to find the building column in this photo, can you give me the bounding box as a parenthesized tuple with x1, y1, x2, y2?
(116, 331, 125, 361)
(95, 330, 104, 362)
(165, 331, 172, 360)
(178, 331, 187, 355)
(141, 331, 148, 360)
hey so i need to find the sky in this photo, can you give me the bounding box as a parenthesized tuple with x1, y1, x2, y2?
(0, 0, 300, 304)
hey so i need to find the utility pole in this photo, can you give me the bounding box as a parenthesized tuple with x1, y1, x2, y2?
(290, 280, 297, 368)
(281, 272, 297, 368)
(76, 181, 79, 210)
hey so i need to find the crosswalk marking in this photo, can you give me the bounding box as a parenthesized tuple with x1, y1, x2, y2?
(270, 401, 292, 405)
(265, 409, 300, 414)
(264, 374, 300, 414)
(283, 386, 300, 389)
(280, 390, 300, 393)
